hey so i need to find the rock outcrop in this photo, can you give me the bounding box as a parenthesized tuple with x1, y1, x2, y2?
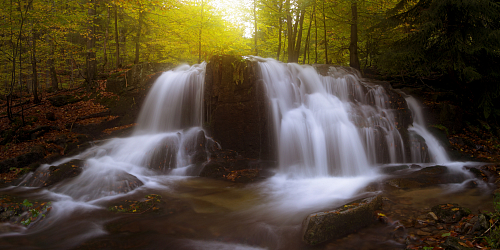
(203, 55, 275, 162)
(302, 195, 382, 245)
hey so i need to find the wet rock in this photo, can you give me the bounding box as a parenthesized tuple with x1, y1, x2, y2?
(0, 145, 46, 173)
(302, 195, 382, 245)
(107, 172, 144, 194)
(204, 56, 275, 162)
(191, 130, 208, 165)
(381, 165, 410, 174)
(467, 167, 487, 180)
(17, 159, 84, 187)
(462, 213, 490, 235)
(146, 137, 178, 172)
(431, 204, 471, 223)
(47, 94, 82, 107)
(440, 236, 474, 250)
(384, 165, 467, 189)
(463, 180, 478, 189)
(45, 159, 85, 187)
(0, 222, 25, 233)
(199, 161, 226, 179)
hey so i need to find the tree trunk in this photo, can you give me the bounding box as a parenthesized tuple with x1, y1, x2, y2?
(292, 9, 305, 63)
(286, 0, 293, 62)
(322, 1, 328, 64)
(314, 4, 318, 64)
(134, 5, 143, 65)
(86, 0, 97, 87)
(198, 0, 204, 63)
(102, 6, 109, 72)
(114, 4, 121, 68)
(277, 0, 283, 61)
(303, 3, 315, 64)
(349, 1, 360, 70)
(47, 35, 58, 90)
(31, 29, 40, 103)
(254, 0, 258, 56)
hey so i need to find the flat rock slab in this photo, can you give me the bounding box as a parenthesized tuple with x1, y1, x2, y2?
(302, 195, 382, 245)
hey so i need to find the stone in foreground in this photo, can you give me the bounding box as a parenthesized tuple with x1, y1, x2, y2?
(302, 195, 382, 245)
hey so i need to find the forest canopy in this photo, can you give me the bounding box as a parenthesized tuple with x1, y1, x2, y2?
(1, 0, 499, 120)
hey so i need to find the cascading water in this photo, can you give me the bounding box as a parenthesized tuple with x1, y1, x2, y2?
(1, 58, 468, 250)
(405, 96, 450, 164)
(17, 63, 210, 200)
(258, 58, 408, 177)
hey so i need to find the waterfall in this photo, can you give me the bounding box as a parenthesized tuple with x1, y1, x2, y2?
(134, 63, 206, 134)
(17, 63, 210, 200)
(405, 96, 450, 164)
(257, 59, 407, 177)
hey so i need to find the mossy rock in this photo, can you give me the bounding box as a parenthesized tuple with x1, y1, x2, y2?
(302, 195, 382, 245)
(44, 159, 85, 187)
(431, 203, 471, 223)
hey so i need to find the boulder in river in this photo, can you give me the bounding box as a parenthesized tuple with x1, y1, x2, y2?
(384, 165, 467, 189)
(431, 203, 471, 224)
(302, 195, 382, 245)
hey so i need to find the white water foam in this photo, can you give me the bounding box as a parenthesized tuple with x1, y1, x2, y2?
(405, 96, 450, 164)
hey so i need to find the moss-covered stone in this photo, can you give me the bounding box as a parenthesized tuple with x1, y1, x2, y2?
(302, 195, 382, 245)
(431, 203, 471, 223)
(384, 165, 467, 189)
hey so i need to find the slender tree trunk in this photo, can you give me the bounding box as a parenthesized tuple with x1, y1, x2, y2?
(102, 6, 109, 72)
(254, 0, 258, 55)
(303, 6, 314, 64)
(46, 35, 58, 90)
(20, 23, 24, 125)
(134, 5, 143, 65)
(277, 1, 283, 61)
(86, 0, 97, 87)
(293, 9, 305, 63)
(123, 30, 127, 65)
(31, 29, 39, 103)
(114, 4, 121, 68)
(349, 1, 360, 70)
(322, 1, 328, 64)
(314, 7, 318, 63)
(198, 0, 204, 63)
(286, 0, 293, 62)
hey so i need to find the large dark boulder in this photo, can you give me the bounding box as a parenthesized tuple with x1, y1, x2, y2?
(199, 147, 262, 183)
(16, 159, 84, 187)
(302, 195, 382, 245)
(431, 203, 471, 223)
(0, 145, 46, 173)
(204, 55, 275, 162)
(384, 165, 467, 189)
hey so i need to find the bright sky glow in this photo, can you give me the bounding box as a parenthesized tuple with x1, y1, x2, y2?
(210, 0, 253, 37)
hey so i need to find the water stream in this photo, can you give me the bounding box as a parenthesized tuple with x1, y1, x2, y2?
(0, 59, 487, 250)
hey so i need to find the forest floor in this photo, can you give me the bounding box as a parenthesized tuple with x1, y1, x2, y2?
(0, 76, 140, 182)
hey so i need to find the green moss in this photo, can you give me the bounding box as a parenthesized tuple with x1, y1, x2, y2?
(108, 194, 162, 214)
(431, 124, 449, 135)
